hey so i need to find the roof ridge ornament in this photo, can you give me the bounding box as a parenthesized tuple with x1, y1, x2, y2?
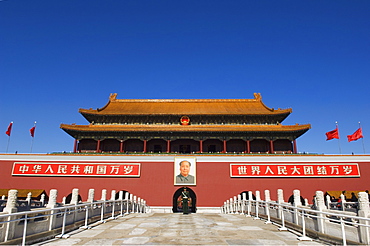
(110, 93, 118, 101)
(253, 93, 262, 101)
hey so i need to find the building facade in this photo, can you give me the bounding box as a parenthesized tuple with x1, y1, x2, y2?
(60, 93, 311, 154)
(2, 94, 368, 213)
(1, 154, 368, 212)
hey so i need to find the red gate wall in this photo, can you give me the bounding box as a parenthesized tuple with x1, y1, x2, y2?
(1, 155, 369, 207)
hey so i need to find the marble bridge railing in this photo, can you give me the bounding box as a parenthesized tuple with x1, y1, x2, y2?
(0, 188, 148, 245)
(221, 189, 370, 245)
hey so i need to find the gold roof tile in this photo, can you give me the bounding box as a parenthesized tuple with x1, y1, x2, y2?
(60, 123, 311, 133)
(79, 93, 292, 116)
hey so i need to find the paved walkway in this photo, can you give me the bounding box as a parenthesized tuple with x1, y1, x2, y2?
(37, 213, 327, 245)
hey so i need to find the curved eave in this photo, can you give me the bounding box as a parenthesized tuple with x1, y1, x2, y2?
(80, 111, 292, 120)
(79, 106, 292, 116)
(60, 123, 311, 134)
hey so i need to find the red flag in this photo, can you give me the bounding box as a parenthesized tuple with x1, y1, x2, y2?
(30, 126, 36, 137)
(5, 122, 13, 136)
(347, 128, 363, 142)
(326, 127, 339, 141)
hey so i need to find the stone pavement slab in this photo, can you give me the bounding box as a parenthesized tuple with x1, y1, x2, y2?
(36, 213, 327, 245)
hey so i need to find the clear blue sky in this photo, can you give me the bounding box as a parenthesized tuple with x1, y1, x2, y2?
(1, 1, 369, 154)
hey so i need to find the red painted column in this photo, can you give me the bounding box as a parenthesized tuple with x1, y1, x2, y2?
(96, 140, 101, 153)
(167, 140, 171, 153)
(143, 140, 147, 153)
(73, 139, 78, 153)
(120, 140, 124, 153)
(293, 140, 297, 154)
(270, 140, 274, 154)
(223, 140, 227, 153)
(199, 140, 203, 153)
(246, 140, 250, 154)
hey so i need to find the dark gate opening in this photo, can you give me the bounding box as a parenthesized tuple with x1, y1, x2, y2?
(172, 187, 196, 213)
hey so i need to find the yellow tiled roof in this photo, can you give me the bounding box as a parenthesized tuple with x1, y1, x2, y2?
(60, 123, 311, 133)
(79, 93, 292, 116)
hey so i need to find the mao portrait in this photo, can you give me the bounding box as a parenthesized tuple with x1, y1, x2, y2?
(174, 157, 196, 185)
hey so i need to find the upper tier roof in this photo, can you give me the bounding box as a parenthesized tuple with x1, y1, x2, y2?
(79, 93, 292, 116)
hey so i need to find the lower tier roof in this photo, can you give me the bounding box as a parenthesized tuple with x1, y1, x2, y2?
(60, 123, 311, 140)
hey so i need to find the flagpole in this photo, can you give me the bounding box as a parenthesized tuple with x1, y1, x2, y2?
(336, 122, 342, 154)
(30, 137, 34, 154)
(359, 122, 366, 154)
(30, 121, 36, 153)
(6, 136, 11, 154)
(5, 121, 13, 154)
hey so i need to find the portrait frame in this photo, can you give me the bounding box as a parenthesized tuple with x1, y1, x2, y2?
(174, 157, 196, 186)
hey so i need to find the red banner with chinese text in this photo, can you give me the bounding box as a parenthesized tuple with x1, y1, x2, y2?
(230, 163, 360, 177)
(12, 162, 141, 177)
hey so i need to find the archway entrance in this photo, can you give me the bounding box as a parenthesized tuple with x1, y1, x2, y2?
(172, 187, 196, 213)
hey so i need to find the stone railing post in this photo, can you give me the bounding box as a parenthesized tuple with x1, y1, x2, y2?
(26, 192, 32, 206)
(293, 189, 302, 206)
(247, 191, 253, 217)
(277, 189, 284, 203)
(237, 195, 242, 213)
(118, 191, 123, 201)
(293, 189, 301, 224)
(111, 190, 117, 217)
(143, 200, 147, 213)
(137, 198, 141, 213)
(46, 189, 58, 230)
(87, 189, 95, 203)
(340, 194, 346, 211)
(110, 190, 116, 201)
(277, 189, 284, 219)
(138, 198, 141, 213)
(357, 192, 370, 244)
(315, 191, 327, 210)
(325, 195, 331, 209)
(233, 196, 238, 213)
(124, 192, 130, 214)
(1, 195, 5, 200)
(118, 191, 124, 215)
(129, 194, 133, 213)
(141, 198, 145, 213)
(101, 189, 107, 201)
(255, 191, 261, 220)
(230, 197, 234, 213)
(99, 189, 107, 220)
(3, 189, 18, 242)
(248, 191, 253, 201)
(226, 200, 230, 214)
(70, 188, 79, 205)
(41, 194, 46, 206)
(46, 189, 58, 209)
(133, 195, 137, 213)
(314, 191, 327, 233)
(241, 193, 247, 214)
(4, 190, 18, 213)
(265, 190, 271, 202)
(69, 188, 79, 223)
(264, 190, 271, 216)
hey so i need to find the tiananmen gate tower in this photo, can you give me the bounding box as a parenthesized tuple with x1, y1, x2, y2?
(2, 93, 369, 213)
(60, 93, 311, 154)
